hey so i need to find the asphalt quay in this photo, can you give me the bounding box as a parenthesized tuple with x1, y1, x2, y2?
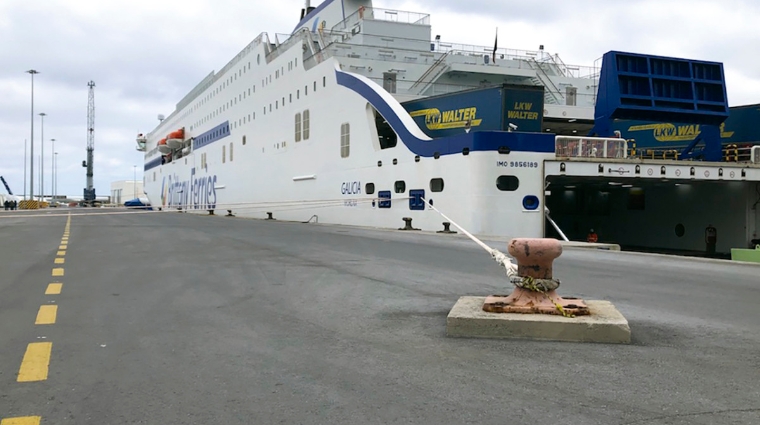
(0, 207, 758, 424)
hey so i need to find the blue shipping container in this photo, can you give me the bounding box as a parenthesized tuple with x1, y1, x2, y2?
(612, 104, 760, 149)
(401, 85, 544, 138)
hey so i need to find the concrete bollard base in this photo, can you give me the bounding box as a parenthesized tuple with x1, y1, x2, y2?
(446, 296, 630, 344)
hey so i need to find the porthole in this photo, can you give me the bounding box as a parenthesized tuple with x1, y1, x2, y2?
(675, 223, 685, 237)
(365, 183, 375, 194)
(242, 135, 247, 145)
(522, 195, 539, 210)
(430, 178, 444, 192)
(496, 176, 520, 191)
(257, 54, 260, 65)
(394, 180, 406, 193)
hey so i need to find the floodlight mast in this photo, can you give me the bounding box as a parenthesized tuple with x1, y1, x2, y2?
(83, 80, 96, 204)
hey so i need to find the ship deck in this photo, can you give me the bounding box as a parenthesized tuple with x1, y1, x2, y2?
(1, 209, 758, 424)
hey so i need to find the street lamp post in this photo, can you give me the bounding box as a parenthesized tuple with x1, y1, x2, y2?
(54, 152, 58, 201)
(26, 69, 39, 203)
(24, 139, 27, 200)
(39, 112, 46, 201)
(50, 138, 55, 200)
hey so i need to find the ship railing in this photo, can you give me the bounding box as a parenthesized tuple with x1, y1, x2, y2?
(555, 136, 629, 159)
(624, 144, 760, 163)
(318, 32, 556, 69)
(269, 29, 315, 62)
(528, 58, 564, 103)
(722, 144, 759, 163)
(331, 7, 430, 33)
(312, 29, 597, 83)
(432, 42, 596, 78)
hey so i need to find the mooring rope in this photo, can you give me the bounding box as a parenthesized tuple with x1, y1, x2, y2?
(419, 197, 563, 293)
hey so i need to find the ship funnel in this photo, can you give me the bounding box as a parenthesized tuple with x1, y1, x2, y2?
(301, 0, 316, 19)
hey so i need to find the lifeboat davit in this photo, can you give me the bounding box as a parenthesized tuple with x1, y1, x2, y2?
(157, 138, 171, 154)
(166, 129, 184, 149)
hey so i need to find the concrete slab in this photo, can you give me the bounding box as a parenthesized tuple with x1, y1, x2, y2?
(446, 296, 630, 344)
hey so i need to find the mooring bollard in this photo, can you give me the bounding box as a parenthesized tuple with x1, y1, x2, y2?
(266, 212, 275, 220)
(226, 210, 235, 217)
(399, 217, 419, 231)
(436, 221, 457, 234)
(208, 210, 215, 215)
(508, 238, 561, 280)
(483, 238, 589, 316)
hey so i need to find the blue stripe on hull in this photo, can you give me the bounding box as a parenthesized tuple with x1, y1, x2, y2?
(193, 121, 230, 150)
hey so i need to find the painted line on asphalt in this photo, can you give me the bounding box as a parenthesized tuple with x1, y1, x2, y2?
(51, 268, 64, 277)
(17, 342, 52, 382)
(57, 251, 66, 256)
(54, 258, 65, 264)
(58, 245, 66, 250)
(0, 417, 42, 425)
(45, 283, 62, 295)
(35, 306, 58, 325)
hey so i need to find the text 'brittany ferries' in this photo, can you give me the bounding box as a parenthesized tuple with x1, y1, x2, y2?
(162, 170, 218, 210)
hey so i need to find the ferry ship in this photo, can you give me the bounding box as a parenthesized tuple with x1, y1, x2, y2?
(137, 0, 760, 251)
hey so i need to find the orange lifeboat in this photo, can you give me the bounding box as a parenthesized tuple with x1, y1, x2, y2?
(157, 138, 171, 154)
(166, 128, 185, 149)
(168, 129, 184, 139)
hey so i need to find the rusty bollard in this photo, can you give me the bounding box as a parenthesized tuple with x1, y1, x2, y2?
(508, 238, 561, 280)
(483, 238, 589, 316)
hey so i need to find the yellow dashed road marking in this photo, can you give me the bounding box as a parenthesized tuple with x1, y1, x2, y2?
(35, 305, 58, 325)
(45, 283, 62, 295)
(17, 342, 52, 382)
(57, 251, 66, 256)
(52, 268, 64, 277)
(54, 258, 64, 264)
(58, 245, 66, 250)
(1, 417, 42, 425)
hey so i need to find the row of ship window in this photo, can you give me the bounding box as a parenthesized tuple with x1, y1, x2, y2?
(359, 176, 520, 196)
(190, 76, 327, 133)
(168, 51, 302, 138)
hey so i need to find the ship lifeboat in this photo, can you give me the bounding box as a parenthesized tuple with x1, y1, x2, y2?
(157, 138, 171, 154)
(136, 133, 147, 151)
(166, 129, 185, 149)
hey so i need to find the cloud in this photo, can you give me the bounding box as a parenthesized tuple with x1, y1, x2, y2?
(0, 0, 300, 198)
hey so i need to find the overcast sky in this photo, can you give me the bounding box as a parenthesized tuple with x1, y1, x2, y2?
(1, 0, 758, 200)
